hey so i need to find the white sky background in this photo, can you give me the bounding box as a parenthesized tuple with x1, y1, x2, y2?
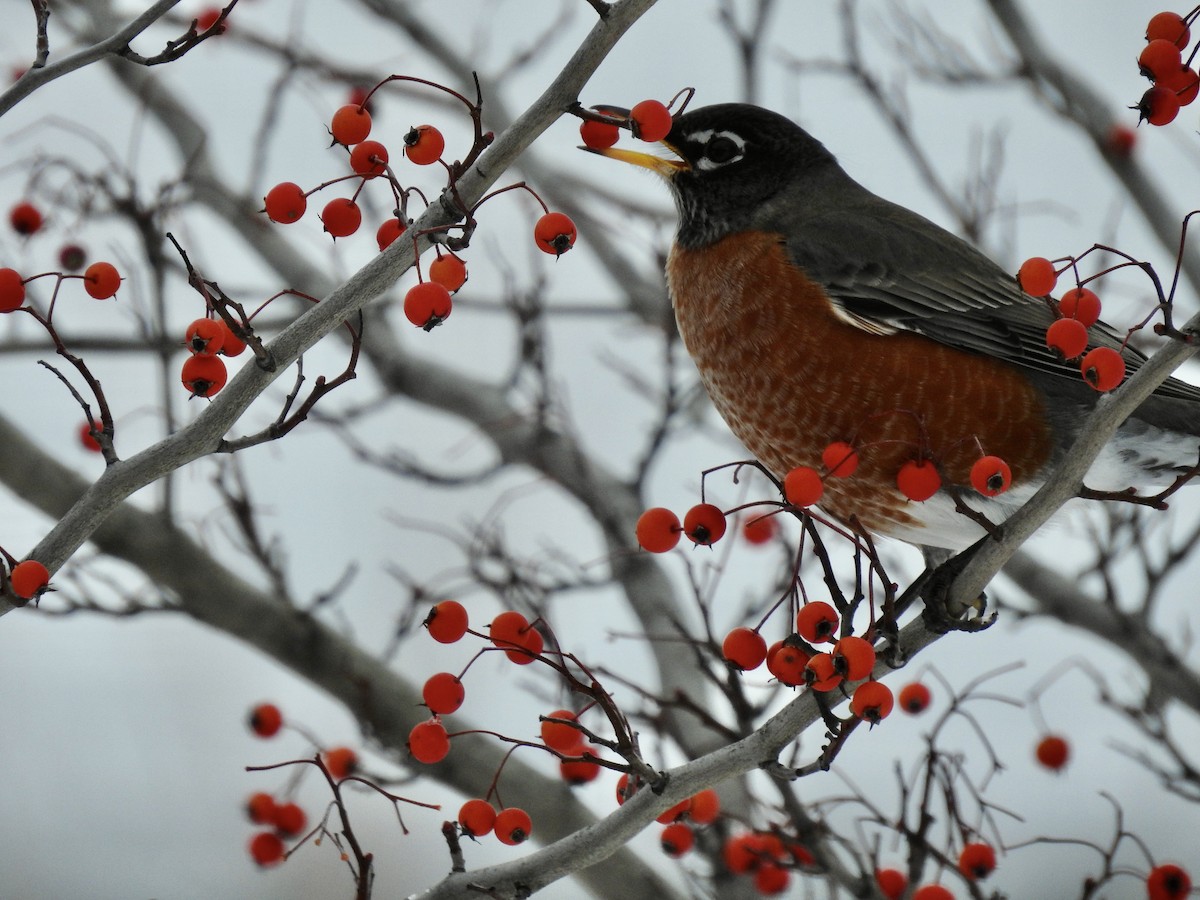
(0, 0, 1198, 898)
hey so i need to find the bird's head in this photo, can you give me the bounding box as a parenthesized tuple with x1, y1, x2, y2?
(585, 102, 836, 248)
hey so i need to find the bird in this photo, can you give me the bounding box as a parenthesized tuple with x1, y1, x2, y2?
(589, 102, 1200, 552)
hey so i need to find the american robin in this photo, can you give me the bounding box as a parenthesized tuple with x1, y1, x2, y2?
(591, 102, 1200, 551)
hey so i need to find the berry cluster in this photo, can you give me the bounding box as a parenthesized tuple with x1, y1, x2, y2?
(788, 441, 1010, 508)
(1, 200, 121, 311)
(241, 697, 379, 869)
(180, 315, 246, 398)
(638, 453, 1011, 568)
(413, 598, 749, 867)
(720, 829, 815, 895)
(0, 198, 135, 458)
(873, 847, 998, 900)
(1134, 9, 1200, 125)
(243, 703, 309, 867)
(413, 600, 596, 849)
(577, 97, 674, 150)
(261, 81, 577, 333)
(1018, 256, 1126, 392)
(635, 500, 928, 728)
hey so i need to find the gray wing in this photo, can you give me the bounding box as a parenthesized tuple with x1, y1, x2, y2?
(777, 187, 1200, 412)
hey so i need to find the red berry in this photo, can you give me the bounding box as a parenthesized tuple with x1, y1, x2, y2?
(630, 99, 673, 142)
(958, 841, 996, 880)
(1147, 11, 1191, 48)
(831, 635, 876, 680)
(1161, 66, 1200, 105)
(248, 703, 283, 738)
(1138, 85, 1182, 125)
(502, 623, 544, 664)
(721, 626, 767, 671)
(1106, 124, 1137, 157)
(330, 104, 371, 145)
(796, 600, 838, 643)
(1140, 39, 1184, 81)
(376, 217, 407, 251)
(181, 354, 228, 398)
(217, 319, 247, 357)
(683, 502, 727, 545)
(766, 641, 809, 686)
(185, 317, 225, 356)
(489, 610, 528, 647)
(10, 560, 50, 599)
(1080, 347, 1125, 392)
(246, 792, 277, 825)
(409, 718, 451, 764)
(560, 756, 601, 785)
(248, 831, 285, 867)
(821, 440, 859, 477)
(687, 788, 720, 825)
(347, 85, 372, 113)
(876, 868, 908, 900)
(421, 672, 465, 715)
(790, 843, 816, 867)
(196, 7, 223, 32)
(263, 182, 307, 223)
(1147, 863, 1192, 900)
(427, 254, 468, 293)
(579, 118, 620, 149)
(404, 125, 445, 166)
(635, 506, 681, 552)
(661, 822, 694, 857)
(541, 709, 584, 753)
(655, 796, 692, 824)
(615, 773, 640, 806)
(490, 611, 540, 664)
(1045, 317, 1089, 359)
(79, 420, 103, 452)
(458, 798, 496, 837)
(896, 458, 941, 502)
(1036, 734, 1069, 770)
(494, 807, 533, 845)
(850, 681, 894, 723)
(912, 886, 954, 900)
(9, 201, 43, 235)
(753, 863, 790, 895)
(1018, 256, 1057, 296)
(272, 802, 307, 837)
(741, 514, 778, 545)
(83, 261, 120, 299)
(321, 197, 362, 238)
(403, 281, 452, 330)
(970, 455, 1012, 497)
(783, 464, 823, 507)
(0, 268, 26, 312)
(349, 139, 389, 178)
(533, 211, 577, 256)
(424, 599, 469, 643)
(898, 681, 932, 714)
(805, 652, 843, 691)
(722, 833, 759, 874)
(323, 746, 358, 779)
(1058, 286, 1102, 326)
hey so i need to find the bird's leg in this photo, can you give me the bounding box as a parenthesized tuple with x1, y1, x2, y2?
(919, 541, 995, 633)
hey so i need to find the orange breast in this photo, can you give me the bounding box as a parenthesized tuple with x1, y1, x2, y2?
(667, 230, 1054, 535)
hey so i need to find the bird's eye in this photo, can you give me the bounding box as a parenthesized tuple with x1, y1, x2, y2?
(704, 135, 742, 165)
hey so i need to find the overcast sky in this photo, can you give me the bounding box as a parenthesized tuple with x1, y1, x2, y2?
(0, 1, 1197, 898)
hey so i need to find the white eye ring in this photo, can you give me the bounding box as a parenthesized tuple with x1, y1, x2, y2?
(689, 129, 745, 171)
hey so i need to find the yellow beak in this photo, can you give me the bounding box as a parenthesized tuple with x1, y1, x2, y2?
(583, 145, 689, 177)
